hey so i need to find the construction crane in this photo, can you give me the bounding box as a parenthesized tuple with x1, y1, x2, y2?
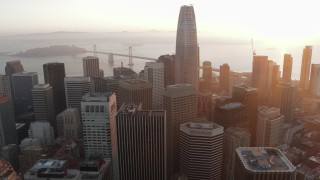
(251, 38, 256, 56)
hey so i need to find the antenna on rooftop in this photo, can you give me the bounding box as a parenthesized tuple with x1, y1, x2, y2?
(251, 39, 256, 56)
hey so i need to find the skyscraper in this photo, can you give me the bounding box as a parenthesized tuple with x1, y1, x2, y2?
(309, 64, 320, 97)
(180, 122, 224, 180)
(300, 46, 312, 90)
(223, 127, 250, 180)
(12, 71, 38, 108)
(43, 62, 66, 115)
(175, 5, 199, 90)
(256, 107, 284, 147)
(83, 56, 100, 77)
(119, 79, 152, 110)
(56, 108, 82, 140)
(144, 62, 164, 109)
(220, 63, 230, 94)
(157, 54, 175, 87)
(31, 84, 56, 134)
(252, 56, 273, 104)
(232, 86, 258, 146)
(235, 147, 296, 180)
(283, 54, 293, 83)
(0, 96, 18, 150)
(64, 77, 92, 111)
(274, 82, 296, 123)
(112, 103, 166, 180)
(0, 75, 11, 98)
(163, 84, 197, 178)
(5, 60, 24, 99)
(215, 102, 247, 129)
(81, 92, 117, 159)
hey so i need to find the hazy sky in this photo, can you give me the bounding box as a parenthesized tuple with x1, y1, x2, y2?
(1, 0, 320, 40)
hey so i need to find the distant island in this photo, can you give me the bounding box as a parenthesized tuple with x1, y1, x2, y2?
(13, 45, 86, 57)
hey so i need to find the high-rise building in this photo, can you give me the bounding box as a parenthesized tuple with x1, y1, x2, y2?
(12, 71, 38, 108)
(283, 54, 293, 83)
(309, 64, 320, 97)
(28, 121, 54, 146)
(300, 46, 312, 90)
(0, 158, 19, 179)
(119, 79, 152, 110)
(64, 77, 92, 111)
(144, 62, 164, 109)
(1, 144, 19, 171)
(163, 84, 197, 178)
(220, 63, 230, 94)
(32, 84, 56, 134)
(56, 108, 81, 140)
(256, 107, 284, 147)
(157, 54, 175, 87)
(232, 86, 258, 146)
(274, 82, 296, 123)
(83, 56, 100, 77)
(5, 60, 24, 99)
(202, 61, 213, 91)
(91, 76, 107, 93)
(180, 122, 224, 180)
(235, 147, 296, 180)
(175, 5, 199, 90)
(0, 75, 11, 97)
(113, 67, 137, 79)
(223, 127, 250, 180)
(0, 96, 18, 150)
(81, 92, 117, 159)
(252, 56, 274, 104)
(43, 62, 66, 115)
(112, 103, 166, 180)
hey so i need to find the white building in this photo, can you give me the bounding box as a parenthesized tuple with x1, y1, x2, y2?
(28, 121, 54, 146)
(180, 122, 224, 180)
(56, 108, 82, 140)
(256, 107, 284, 147)
(144, 62, 164, 109)
(83, 56, 99, 77)
(81, 92, 117, 158)
(64, 77, 91, 111)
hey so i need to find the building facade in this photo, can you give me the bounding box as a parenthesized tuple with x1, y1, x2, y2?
(5, 60, 24, 99)
(112, 104, 166, 180)
(0, 74, 11, 98)
(163, 84, 197, 178)
(83, 56, 100, 77)
(28, 121, 55, 146)
(283, 54, 293, 83)
(180, 122, 224, 180)
(0, 96, 18, 150)
(144, 62, 164, 109)
(300, 46, 312, 90)
(219, 63, 230, 94)
(64, 77, 92, 111)
(56, 108, 82, 140)
(309, 64, 320, 97)
(43, 62, 66, 115)
(81, 92, 117, 159)
(157, 54, 175, 87)
(256, 107, 284, 147)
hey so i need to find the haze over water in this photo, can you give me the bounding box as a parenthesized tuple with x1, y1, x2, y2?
(0, 32, 319, 83)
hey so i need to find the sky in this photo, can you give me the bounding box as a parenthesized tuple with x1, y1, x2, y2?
(1, 0, 320, 42)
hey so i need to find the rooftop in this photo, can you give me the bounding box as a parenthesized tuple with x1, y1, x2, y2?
(118, 103, 165, 117)
(180, 122, 224, 137)
(33, 84, 51, 89)
(221, 102, 243, 110)
(64, 77, 90, 82)
(236, 147, 295, 172)
(12, 71, 37, 76)
(82, 92, 114, 102)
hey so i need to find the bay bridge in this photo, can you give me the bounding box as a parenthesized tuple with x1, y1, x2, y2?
(86, 46, 224, 73)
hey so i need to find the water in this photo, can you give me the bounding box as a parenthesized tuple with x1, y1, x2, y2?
(0, 32, 319, 83)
